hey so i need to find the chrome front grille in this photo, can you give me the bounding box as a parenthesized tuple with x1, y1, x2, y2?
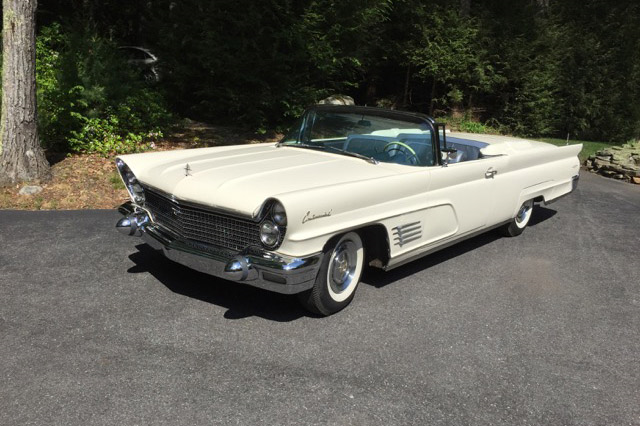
(143, 187, 261, 251)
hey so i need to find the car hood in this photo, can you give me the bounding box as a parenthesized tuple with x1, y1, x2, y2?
(119, 143, 399, 217)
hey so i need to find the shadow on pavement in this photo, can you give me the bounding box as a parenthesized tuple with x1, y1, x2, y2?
(126, 205, 556, 317)
(128, 244, 309, 322)
(528, 205, 557, 227)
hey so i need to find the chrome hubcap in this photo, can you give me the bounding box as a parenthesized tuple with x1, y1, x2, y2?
(329, 241, 357, 294)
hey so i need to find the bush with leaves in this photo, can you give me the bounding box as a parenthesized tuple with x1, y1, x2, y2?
(36, 23, 172, 155)
(68, 114, 162, 156)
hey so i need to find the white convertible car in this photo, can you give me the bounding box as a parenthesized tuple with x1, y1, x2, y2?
(116, 105, 581, 315)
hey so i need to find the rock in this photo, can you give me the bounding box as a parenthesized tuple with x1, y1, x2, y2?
(587, 141, 640, 184)
(318, 95, 355, 106)
(19, 185, 43, 195)
(593, 158, 607, 167)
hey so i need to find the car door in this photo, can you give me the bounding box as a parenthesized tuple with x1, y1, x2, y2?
(427, 155, 508, 236)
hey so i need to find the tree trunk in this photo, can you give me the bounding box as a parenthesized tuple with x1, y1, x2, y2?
(402, 65, 411, 107)
(536, 0, 549, 8)
(429, 78, 436, 116)
(0, 0, 50, 185)
(365, 77, 377, 106)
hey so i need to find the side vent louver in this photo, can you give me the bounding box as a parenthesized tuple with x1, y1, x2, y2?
(392, 221, 422, 247)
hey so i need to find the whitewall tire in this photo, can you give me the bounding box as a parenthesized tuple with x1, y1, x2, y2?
(298, 232, 365, 315)
(500, 199, 534, 237)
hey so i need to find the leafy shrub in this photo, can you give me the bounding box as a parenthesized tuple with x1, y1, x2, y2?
(457, 120, 490, 133)
(36, 24, 69, 150)
(68, 114, 162, 156)
(36, 23, 173, 155)
(439, 113, 496, 134)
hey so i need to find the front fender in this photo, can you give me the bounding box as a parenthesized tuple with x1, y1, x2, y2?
(275, 169, 430, 256)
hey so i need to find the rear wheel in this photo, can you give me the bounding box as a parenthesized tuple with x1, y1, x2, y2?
(500, 199, 534, 237)
(298, 232, 364, 316)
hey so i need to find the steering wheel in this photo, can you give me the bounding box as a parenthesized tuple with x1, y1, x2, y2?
(383, 141, 420, 165)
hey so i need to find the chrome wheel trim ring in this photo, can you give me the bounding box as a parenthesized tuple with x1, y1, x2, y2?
(326, 233, 363, 303)
(515, 200, 533, 228)
(328, 241, 357, 294)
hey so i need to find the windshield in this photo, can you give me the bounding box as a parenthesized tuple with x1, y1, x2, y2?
(281, 108, 436, 166)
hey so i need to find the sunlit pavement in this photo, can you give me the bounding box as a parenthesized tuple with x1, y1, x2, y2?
(1, 171, 639, 425)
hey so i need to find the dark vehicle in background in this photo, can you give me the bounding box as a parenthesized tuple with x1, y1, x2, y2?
(118, 46, 161, 82)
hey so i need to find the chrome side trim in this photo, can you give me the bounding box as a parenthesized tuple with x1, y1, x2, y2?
(385, 220, 511, 271)
(392, 221, 422, 247)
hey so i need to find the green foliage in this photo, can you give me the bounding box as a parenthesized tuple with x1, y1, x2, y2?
(35, 23, 172, 154)
(551, 0, 640, 141)
(490, 17, 562, 137)
(439, 114, 496, 134)
(68, 114, 162, 156)
(143, 0, 395, 129)
(537, 138, 614, 164)
(36, 24, 67, 148)
(405, 8, 482, 105)
(109, 172, 125, 190)
(36, 0, 640, 142)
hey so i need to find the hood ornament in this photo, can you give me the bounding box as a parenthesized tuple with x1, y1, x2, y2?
(184, 164, 192, 176)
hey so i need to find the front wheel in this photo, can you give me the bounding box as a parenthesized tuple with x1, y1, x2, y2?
(298, 232, 365, 316)
(499, 199, 534, 237)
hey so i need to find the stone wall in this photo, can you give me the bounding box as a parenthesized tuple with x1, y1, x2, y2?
(585, 141, 640, 184)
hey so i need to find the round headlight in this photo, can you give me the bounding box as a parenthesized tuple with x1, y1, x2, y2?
(272, 201, 287, 226)
(260, 220, 280, 248)
(116, 159, 145, 204)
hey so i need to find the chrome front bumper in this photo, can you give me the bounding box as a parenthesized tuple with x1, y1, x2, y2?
(116, 202, 322, 294)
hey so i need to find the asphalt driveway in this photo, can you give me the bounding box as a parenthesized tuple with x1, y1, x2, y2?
(1, 171, 639, 425)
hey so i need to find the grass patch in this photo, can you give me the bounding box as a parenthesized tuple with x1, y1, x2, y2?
(109, 172, 125, 190)
(34, 196, 44, 210)
(438, 115, 497, 134)
(536, 138, 615, 163)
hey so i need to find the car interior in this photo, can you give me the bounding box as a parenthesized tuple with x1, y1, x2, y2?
(324, 131, 490, 167)
(440, 137, 488, 163)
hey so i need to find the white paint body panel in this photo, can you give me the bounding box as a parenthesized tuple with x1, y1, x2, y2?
(118, 133, 582, 265)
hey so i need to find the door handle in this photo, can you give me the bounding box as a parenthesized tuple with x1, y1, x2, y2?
(485, 168, 498, 179)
